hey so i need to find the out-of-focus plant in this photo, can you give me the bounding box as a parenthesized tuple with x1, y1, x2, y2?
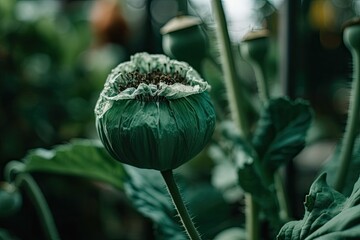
(0, 1, 130, 238)
(0, 0, 95, 165)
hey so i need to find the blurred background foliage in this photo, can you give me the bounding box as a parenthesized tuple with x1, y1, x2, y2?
(0, 0, 360, 239)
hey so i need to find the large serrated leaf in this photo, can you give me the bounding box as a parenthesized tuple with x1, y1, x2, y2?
(277, 173, 360, 240)
(252, 97, 312, 173)
(22, 139, 126, 190)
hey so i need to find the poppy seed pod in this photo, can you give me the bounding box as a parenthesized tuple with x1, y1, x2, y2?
(161, 16, 208, 72)
(240, 29, 270, 65)
(95, 52, 216, 171)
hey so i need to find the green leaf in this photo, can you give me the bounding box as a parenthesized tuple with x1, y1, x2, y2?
(22, 139, 126, 190)
(277, 173, 360, 240)
(233, 141, 270, 201)
(252, 97, 312, 173)
(237, 158, 281, 230)
(218, 122, 267, 198)
(218, 121, 281, 230)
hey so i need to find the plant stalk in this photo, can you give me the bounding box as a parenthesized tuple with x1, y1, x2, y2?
(211, 0, 250, 139)
(279, 0, 298, 98)
(211, 0, 258, 239)
(274, 172, 290, 221)
(16, 174, 60, 240)
(177, 0, 188, 15)
(245, 194, 259, 240)
(245, 47, 291, 222)
(161, 170, 202, 240)
(248, 59, 270, 105)
(334, 49, 360, 192)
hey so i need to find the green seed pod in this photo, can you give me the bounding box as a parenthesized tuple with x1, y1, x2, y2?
(0, 182, 22, 217)
(161, 15, 208, 72)
(95, 52, 216, 171)
(240, 29, 270, 64)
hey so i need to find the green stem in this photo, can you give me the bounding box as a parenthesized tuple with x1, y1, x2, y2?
(246, 51, 291, 222)
(245, 194, 259, 240)
(251, 61, 270, 105)
(211, 0, 250, 139)
(4, 161, 25, 183)
(4, 161, 60, 239)
(274, 172, 290, 221)
(211, 0, 259, 239)
(177, 0, 188, 15)
(335, 50, 360, 192)
(161, 170, 201, 240)
(16, 174, 61, 240)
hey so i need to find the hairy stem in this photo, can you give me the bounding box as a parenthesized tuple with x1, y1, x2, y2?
(335, 49, 360, 192)
(211, 0, 250, 139)
(211, 0, 258, 239)
(161, 170, 201, 240)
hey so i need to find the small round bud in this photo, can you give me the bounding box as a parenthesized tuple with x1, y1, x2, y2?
(240, 29, 270, 64)
(0, 182, 22, 217)
(161, 16, 208, 71)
